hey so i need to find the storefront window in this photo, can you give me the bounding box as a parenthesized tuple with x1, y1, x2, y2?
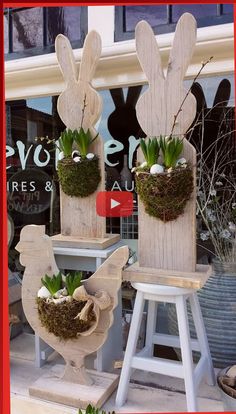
(6, 74, 235, 274)
(115, 4, 233, 41)
(4, 6, 88, 59)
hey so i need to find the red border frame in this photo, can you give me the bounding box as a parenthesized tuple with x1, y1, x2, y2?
(1, 2, 235, 414)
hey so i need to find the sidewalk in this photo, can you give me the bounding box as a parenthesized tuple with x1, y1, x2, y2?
(10, 332, 224, 413)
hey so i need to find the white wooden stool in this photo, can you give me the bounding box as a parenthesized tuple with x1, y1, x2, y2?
(116, 282, 215, 412)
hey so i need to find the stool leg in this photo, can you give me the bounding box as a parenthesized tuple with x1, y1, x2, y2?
(189, 293, 215, 386)
(116, 290, 145, 407)
(145, 301, 157, 356)
(176, 295, 198, 412)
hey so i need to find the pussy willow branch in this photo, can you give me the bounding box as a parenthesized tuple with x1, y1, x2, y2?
(80, 94, 87, 130)
(169, 56, 213, 138)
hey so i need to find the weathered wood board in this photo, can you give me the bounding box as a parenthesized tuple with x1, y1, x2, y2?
(51, 233, 120, 250)
(29, 366, 119, 409)
(135, 14, 197, 272)
(123, 262, 212, 290)
(16, 225, 128, 391)
(55, 32, 117, 243)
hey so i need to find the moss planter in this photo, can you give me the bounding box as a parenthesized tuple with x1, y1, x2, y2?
(136, 165, 194, 222)
(37, 298, 96, 340)
(57, 156, 101, 197)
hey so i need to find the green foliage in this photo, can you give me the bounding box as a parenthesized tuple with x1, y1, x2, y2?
(140, 138, 160, 168)
(74, 128, 98, 158)
(78, 404, 115, 414)
(65, 271, 82, 296)
(136, 166, 193, 222)
(159, 136, 184, 168)
(57, 156, 101, 197)
(58, 129, 74, 157)
(41, 272, 62, 296)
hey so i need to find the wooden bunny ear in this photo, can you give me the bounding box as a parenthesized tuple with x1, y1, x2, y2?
(213, 79, 231, 108)
(55, 34, 78, 84)
(79, 30, 102, 83)
(167, 13, 197, 82)
(135, 20, 165, 83)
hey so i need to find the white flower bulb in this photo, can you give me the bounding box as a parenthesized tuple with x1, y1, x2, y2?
(37, 286, 51, 298)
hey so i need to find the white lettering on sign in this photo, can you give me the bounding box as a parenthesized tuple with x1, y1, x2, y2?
(17, 141, 33, 170)
(128, 136, 140, 169)
(6, 146, 15, 169)
(6, 137, 141, 170)
(104, 140, 124, 167)
(33, 145, 50, 167)
(7, 180, 36, 192)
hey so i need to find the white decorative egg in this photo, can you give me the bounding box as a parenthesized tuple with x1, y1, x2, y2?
(128, 256, 135, 265)
(37, 286, 51, 298)
(74, 156, 81, 163)
(140, 161, 147, 168)
(176, 158, 187, 166)
(150, 164, 164, 174)
(72, 150, 80, 158)
(58, 151, 64, 161)
(86, 153, 95, 160)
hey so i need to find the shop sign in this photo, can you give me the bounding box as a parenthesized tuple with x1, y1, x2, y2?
(7, 169, 54, 215)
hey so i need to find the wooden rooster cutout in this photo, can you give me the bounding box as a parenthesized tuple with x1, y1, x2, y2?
(16, 225, 128, 390)
(52, 32, 119, 248)
(135, 14, 197, 272)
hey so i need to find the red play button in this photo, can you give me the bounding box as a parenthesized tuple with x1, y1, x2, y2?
(96, 191, 133, 217)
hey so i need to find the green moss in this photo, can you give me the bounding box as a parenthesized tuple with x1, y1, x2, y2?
(57, 156, 101, 197)
(37, 298, 95, 340)
(136, 165, 194, 222)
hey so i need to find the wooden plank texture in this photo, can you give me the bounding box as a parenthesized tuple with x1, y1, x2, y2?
(16, 225, 129, 387)
(55, 32, 106, 239)
(51, 232, 120, 250)
(123, 262, 212, 290)
(135, 14, 198, 272)
(29, 366, 119, 409)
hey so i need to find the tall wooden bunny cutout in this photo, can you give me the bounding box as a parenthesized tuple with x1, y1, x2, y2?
(52, 32, 119, 248)
(136, 13, 197, 272)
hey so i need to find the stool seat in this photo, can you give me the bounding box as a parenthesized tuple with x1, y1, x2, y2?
(116, 282, 215, 412)
(132, 282, 194, 296)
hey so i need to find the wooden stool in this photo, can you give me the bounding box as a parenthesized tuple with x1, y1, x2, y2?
(116, 282, 215, 412)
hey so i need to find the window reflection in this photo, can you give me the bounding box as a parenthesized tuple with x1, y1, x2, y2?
(4, 14, 9, 54)
(125, 6, 167, 31)
(172, 4, 216, 22)
(12, 7, 43, 52)
(6, 74, 235, 265)
(47, 7, 81, 45)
